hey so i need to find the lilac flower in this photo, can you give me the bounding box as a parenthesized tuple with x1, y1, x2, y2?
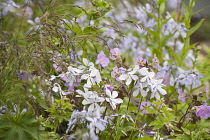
(96, 53, 109, 67)
(139, 101, 151, 114)
(177, 88, 186, 102)
(16, 72, 34, 80)
(135, 55, 147, 66)
(110, 48, 121, 60)
(111, 66, 125, 81)
(196, 104, 210, 119)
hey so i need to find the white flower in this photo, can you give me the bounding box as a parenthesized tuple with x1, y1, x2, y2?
(59, 66, 83, 87)
(105, 90, 123, 110)
(119, 65, 139, 85)
(139, 67, 155, 83)
(149, 79, 167, 100)
(133, 82, 148, 97)
(81, 68, 101, 87)
(52, 83, 65, 97)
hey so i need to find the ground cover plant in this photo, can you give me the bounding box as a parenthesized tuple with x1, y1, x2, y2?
(1, 0, 210, 139)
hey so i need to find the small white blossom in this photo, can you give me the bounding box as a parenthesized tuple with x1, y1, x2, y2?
(105, 90, 123, 110)
(119, 65, 139, 85)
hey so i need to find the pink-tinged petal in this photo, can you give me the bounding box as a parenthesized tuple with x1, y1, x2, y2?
(119, 74, 128, 80)
(112, 91, 118, 98)
(133, 89, 139, 97)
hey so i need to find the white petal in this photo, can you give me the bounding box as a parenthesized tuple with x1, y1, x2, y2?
(126, 76, 132, 86)
(140, 89, 147, 97)
(155, 92, 160, 100)
(112, 91, 118, 98)
(158, 87, 167, 95)
(129, 65, 139, 74)
(119, 74, 128, 80)
(112, 98, 123, 104)
(131, 75, 138, 81)
(106, 89, 112, 97)
(95, 122, 106, 131)
(148, 72, 155, 79)
(139, 67, 148, 75)
(133, 89, 139, 97)
(140, 76, 147, 83)
(52, 86, 59, 92)
(83, 58, 89, 66)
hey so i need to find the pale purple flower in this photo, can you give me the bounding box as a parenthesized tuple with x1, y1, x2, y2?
(178, 88, 186, 102)
(96, 53, 109, 67)
(135, 55, 147, 66)
(53, 63, 62, 72)
(104, 84, 114, 92)
(139, 101, 151, 114)
(111, 66, 125, 81)
(110, 48, 121, 60)
(196, 104, 210, 119)
(152, 54, 159, 69)
(16, 72, 34, 80)
(22, 6, 33, 19)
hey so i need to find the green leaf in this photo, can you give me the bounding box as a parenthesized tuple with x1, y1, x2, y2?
(0, 113, 45, 140)
(187, 19, 204, 37)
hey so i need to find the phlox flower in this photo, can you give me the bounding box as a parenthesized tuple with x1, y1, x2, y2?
(96, 53, 109, 67)
(52, 83, 65, 97)
(139, 101, 151, 114)
(135, 55, 147, 66)
(149, 79, 167, 100)
(139, 67, 155, 83)
(81, 67, 102, 87)
(110, 48, 121, 60)
(59, 66, 83, 87)
(104, 84, 114, 92)
(133, 81, 148, 97)
(105, 90, 123, 110)
(111, 66, 126, 81)
(16, 71, 34, 80)
(196, 104, 210, 119)
(177, 88, 186, 102)
(0, 0, 20, 16)
(152, 54, 160, 69)
(119, 65, 139, 85)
